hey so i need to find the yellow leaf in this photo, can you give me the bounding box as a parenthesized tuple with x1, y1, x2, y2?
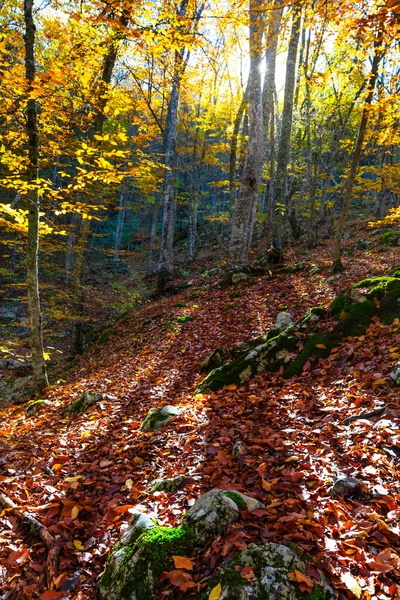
(82, 142, 88, 149)
(209, 583, 222, 600)
(52, 464, 63, 472)
(389, 347, 398, 352)
(73, 540, 84, 551)
(372, 379, 386, 386)
(134, 456, 144, 464)
(71, 506, 79, 520)
(125, 478, 133, 490)
(315, 344, 326, 349)
(341, 572, 362, 598)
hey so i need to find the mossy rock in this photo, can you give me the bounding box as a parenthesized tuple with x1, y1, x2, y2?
(150, 475, 187, 493)
(283, 333, 336, 379)
(64, 390, 101, 416)
(200, 348, 225, 373)
(177, 315, 193, 323)
(354, 276, 400, 324)
(141, 405, 181, 432)
(202, 543, 333, 600)
(26, 399, 48, 417)
(99, 520, 195, 600)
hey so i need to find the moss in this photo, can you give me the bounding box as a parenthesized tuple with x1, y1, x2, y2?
(390, 268, 400, 278)
(174, 301, 187, 307)
(379, 230, 397, 245)
(196, 328, 299, 393)
(330, 292, 347, 316)
(177, 316, 193, 323)
(333, 298, 376, 338)
(223, 303, 235, 312)
(105, 526, 194, 600)
(224, 491, 247, 509)
(283, 333, 336, 379)
(353, 277, 400, 325)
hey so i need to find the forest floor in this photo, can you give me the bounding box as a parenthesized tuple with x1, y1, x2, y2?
(0, 222, 400, 600)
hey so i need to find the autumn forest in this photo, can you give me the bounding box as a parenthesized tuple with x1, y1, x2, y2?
(0, 0, 400, 599)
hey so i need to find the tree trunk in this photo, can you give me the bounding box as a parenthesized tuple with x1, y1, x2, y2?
(114, 180, 128, 263)
(157, 77, 180, 287)
(229, 87, 248, 210)
(24, 0, 48, 392)
(331, 40, 383, 273)
(147, 194, 161, 275)
(262, 0, 283, 151)
(228, 0, 264, 270)
(272, 6, 301, 247)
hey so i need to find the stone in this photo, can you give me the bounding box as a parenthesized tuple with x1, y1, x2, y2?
(0, 376, 33, 403)
(150, 475, 187, 493)
(371, 229, 380, 235)
(26, 399, 48, 417)
(390, 362, 400, 385)
(119, 511, 156, 548)
(274, 312, 294, 331)
(232, 272, 248, 285)
(343, 231, 351, 240)
(224, 490, 265, 511)
(182, 490, 239, 545)
(355, 238, 370, 250)
(208, 543, 334, 600)
(232, 440, 242, 458)
(330, 476, 363, 497)
(0, 358, 32, 377)
(200, 348, 225, 373)
(0, 307, 18, 322)
(141, 405, 181, 432)
(64, 390, 101, 416)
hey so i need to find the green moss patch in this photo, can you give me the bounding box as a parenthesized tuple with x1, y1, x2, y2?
(224, 491, 247, 509)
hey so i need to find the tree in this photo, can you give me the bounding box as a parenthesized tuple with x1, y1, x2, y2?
(228, 0, 264, 271)
(23, 0, 48, 392)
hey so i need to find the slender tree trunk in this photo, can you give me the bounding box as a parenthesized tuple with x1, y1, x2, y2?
(188, 193, 197, 263)
(229, 87, 248, 209)
(24, 0, 48, 392)
(114, 180, 128, 263)
(157, 76, 180, 287)
(147, 194, 161, 275)
(331, 42, 383, 273)
(262, 0, 283, 151)
(228, 0, 264, 270)
(272, 6, 301, 247)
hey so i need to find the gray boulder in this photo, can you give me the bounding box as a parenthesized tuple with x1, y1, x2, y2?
(274, 312, 294, 331)
(64, 390, 102, 416)
(330, 476, 363, 497)
(200, 348, 225, 373)
(151, 475, 187, 493)
(209, 543, 333, 600)
(141, 405, 181, 432)
(232, 272, 248, 285)
(390, 362, 400, 385)
(182, 490, 239, 545)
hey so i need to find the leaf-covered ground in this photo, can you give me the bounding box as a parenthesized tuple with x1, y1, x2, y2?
(1, 228, 400, 600)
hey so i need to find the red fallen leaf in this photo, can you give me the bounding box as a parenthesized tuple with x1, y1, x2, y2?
(7, 546, 30, 565)
(39, 592, 68, 600)
(100, 460, 113, 467)
(113, 504, 135, 515)
(168, 569, 195, 591)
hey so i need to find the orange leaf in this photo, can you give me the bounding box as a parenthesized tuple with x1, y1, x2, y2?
(173, 556, 194, 570)
(168, 569, 193, 590)
(114, 504, 134, 515)
(315, 343, 326, 349)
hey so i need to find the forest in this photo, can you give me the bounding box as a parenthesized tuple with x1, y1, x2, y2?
(0, 0, 400, 598)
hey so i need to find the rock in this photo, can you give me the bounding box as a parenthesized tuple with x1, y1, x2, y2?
(200, 348, 225, 373)
(0, 358, 32, 377)
(355, 238, 370, 250)
(326, 273, 341, 282)
(232, 272, 248, 285)
(182, 490, 239, 545)
(343, 231, 351, 240)
(141, 405, 181, 432)
(150, 475, 187, 493)
(224, 490, 265, 511)
(274, 312, 294, 331)
(99, 518, 194, 600)
(0, 307, 18, 322)
(390, 362, 400, 385)
(26, 399, 48, 417)
(64, 390, 101, 416)
(330, 476, 363, 497)
(371, 229, 380, 235)
(207, 543, 333, 600)
(0, 376, 33, 403)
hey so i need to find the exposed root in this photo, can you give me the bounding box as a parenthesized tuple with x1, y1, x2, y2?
(0, 490, 61, 589)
